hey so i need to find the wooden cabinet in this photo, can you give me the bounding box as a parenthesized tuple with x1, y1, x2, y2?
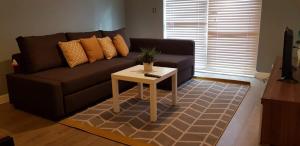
(261, 57, 300, 146)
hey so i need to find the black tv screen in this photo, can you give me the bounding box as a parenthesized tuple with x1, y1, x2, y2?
(281, 27, 294, 80)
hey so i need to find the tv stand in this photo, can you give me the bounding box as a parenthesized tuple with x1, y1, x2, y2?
(261, 57, 300, 146)
(278, 65, 298, 83)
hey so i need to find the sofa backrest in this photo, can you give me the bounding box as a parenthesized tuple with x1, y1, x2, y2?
(14, 28, 130, 74)
(66, 30, 102, 40)
(130, 38, 195, 56)
(16, 33, 68, 73)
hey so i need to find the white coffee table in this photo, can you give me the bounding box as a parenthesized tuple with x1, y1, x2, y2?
(111, 65, 177, 122)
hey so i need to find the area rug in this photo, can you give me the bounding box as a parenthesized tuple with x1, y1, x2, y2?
(60, 79, 249, 146)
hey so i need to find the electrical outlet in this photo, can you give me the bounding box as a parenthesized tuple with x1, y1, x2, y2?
(152, 8, 157, 14)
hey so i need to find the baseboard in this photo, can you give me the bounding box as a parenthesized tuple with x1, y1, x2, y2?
(0, 94, 9, 104)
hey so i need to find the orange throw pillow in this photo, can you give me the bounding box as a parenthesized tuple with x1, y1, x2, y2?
(80, 35, 104, 63)
(113, 34, 129, 57)
(58, 40, 88, 68)
(97, 37, 117, 59)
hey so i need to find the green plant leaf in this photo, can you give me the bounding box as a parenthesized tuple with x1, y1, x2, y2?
(138, 48, 160, 64)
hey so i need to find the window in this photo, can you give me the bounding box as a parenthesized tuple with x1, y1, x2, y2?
(164, 0, 208, 69)
(164, 0, 262, 76)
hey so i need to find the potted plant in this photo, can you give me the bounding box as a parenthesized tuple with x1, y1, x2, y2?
(138, 48, 160, 72)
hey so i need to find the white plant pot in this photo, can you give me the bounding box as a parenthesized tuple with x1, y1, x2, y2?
(143, 62, 153, 72)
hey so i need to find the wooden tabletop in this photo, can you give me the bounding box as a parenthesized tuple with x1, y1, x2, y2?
(262, 57, 300, 103)
(112, 65, 177, 84)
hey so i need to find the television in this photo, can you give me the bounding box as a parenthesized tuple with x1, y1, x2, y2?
(280, 27, 297, 82)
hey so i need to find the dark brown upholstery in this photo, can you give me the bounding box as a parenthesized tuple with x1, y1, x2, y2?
(16, 33, 67, 73)
(126, 52, 193, 72)
(7, 30, 195, 120)
(154, 54, 194, 72)
(6, 73, 64, 120)
(32, 58, 136, 95)
(64, 80, 113, 114)
(158, 68, 194, 90)
(102, 28, 130, 47)
(66, 30, 102, 40)
(130, 38, 195, 56)
(64, 80, 134, 114)
(130, 38, 195, 90)
(124, 51, 140, 61)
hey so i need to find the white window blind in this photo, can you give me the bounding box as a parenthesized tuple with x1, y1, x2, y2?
(164, 0, 262, 76)
(164, 0, 208, 69)
(207, 0, 261, 76)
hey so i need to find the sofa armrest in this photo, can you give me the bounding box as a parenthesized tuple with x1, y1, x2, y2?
(6, 73, 64, 120)
(12, 53, 25, 74)
(130, 38, 195, 56)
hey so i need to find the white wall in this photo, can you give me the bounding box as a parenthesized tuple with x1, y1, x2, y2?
(125, 0, 300, 73)
(0, 0, 125, 94)
(257, 0, 300, 72)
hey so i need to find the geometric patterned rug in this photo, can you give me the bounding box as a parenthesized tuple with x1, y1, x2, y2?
(60, 79, 249, 146)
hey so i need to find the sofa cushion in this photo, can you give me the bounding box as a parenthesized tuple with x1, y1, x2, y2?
(113, 34, 129, 57)
(31, 58, 136, 95)
(16, 33, 67, 73)
(58, 40, 89, 68)
(154, 54, 194, 72)
(98, 37, 118, 59)
(102, 28, 130, 47)
(66, 30, 102, 40)
(80, 36, 104, 63)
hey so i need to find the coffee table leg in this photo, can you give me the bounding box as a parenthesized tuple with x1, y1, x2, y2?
(138, 83, 144, 99)
(172, 72, 177, 105)
(150, 83, 157, 122)
(112, 78, 120, 113)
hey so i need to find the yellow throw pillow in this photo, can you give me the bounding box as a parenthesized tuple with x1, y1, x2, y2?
(113, 34, 129, 57)
(97, 37, 117, 59)
(58, 40, 88, 68)
(80, 35, 104, 63)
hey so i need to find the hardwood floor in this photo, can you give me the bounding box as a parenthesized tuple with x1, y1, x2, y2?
(0, 94, 9, 104)
(235, 100, 262, 146)
(0, 76, 265, 146)
(217, 76, 265, 146)
(0, 103, 123, 146)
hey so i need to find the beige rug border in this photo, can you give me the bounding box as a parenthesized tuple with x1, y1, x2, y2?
(211, 80, 250, 146)
(60, 118, 153, 146)
(194, 77, 251, 86)
(59, 78, 250, 146)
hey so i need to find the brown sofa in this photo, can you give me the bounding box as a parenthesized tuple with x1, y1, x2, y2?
(6, 28, 195, 120)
